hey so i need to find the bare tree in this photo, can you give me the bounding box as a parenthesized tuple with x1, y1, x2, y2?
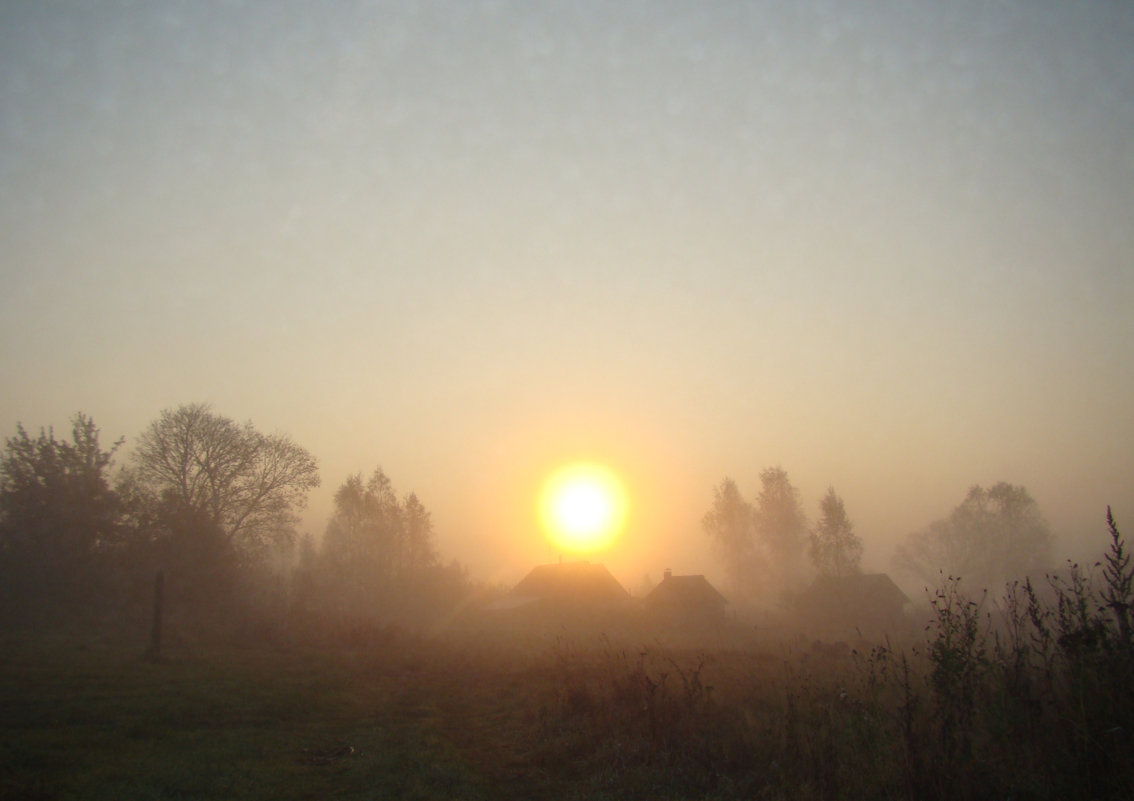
(893, 482, 1052, 591)
(808, 486, 863, 578)
(131, 403, 319, 554)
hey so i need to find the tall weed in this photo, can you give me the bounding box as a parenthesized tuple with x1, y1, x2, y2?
(539, 511, 1134, 800)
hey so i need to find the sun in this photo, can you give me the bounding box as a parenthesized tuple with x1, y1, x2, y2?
(539, 462, 628, 554)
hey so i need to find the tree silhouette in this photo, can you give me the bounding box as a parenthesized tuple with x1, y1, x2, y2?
(808, 486, 863, 578)
(402, 491, 438, 577)
(321, 468, 438, 582)
(0, 413, 123, 616)
(322, 468, 401, 581)
(894, 482, 1052, 591)
(753, 467, 807, 587)
(130, 403, 319, 556)
(313, 467, 447, 624)
(702, 477, 755, 598)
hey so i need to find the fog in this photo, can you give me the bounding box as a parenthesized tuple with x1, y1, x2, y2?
(2, 0, 1132, 600)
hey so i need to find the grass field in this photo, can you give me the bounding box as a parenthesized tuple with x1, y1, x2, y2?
(0, 621, 909, 801)
(2, 600, 1132, 801)
(0, 626, 568, 801)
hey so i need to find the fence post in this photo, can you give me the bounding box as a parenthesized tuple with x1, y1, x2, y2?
(148, 570, 164, 660)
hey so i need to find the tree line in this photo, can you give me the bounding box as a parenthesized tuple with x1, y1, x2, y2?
(702, 467, 866, 604)
(703, 467, 1054, 603)
(0, 404, 469, 632)
(1, 404, 1061, 632)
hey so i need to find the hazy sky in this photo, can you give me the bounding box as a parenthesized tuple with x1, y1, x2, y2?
(2, 0, 1132, 589)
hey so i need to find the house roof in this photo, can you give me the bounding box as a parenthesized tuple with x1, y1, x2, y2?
(799, 573, 909, 607)
(507, 560, 630, 606)
(645, 573, 728, 608)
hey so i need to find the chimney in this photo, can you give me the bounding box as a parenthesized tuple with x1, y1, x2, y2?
(663, 568, 672, 581)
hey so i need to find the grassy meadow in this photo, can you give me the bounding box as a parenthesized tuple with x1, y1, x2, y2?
(1, 614, 1131, 800)
(0, 625, 561, 801)
(3, 529, 1134, 801)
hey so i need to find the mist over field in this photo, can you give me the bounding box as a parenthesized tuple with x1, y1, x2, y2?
(1, 2, 1133, 798)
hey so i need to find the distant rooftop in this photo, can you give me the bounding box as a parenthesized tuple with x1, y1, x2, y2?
(644, 571, 727, 612)
(507, 560, 630, 606)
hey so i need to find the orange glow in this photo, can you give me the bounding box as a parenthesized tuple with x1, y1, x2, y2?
(539, 462, 628, 554)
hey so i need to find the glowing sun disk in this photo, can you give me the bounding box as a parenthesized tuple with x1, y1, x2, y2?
(540, 462, 627, 554)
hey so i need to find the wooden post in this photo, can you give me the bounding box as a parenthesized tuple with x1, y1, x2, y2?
(148, 570, 164, 660)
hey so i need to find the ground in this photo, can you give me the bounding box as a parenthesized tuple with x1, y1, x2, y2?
(0, 627, 566, 801)
(4, 616, 1131, 801)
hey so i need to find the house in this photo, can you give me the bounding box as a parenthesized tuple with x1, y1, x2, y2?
(643, 569, 728, 624)
(795, 573, 911, 638)
(483, 560, 632, 625)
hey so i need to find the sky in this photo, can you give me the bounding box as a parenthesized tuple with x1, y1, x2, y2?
(2, 0, 1132, 592)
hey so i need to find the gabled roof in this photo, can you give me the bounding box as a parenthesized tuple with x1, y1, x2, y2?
(508, 560, 630, 606)
(645, 573, 728, 609)
(799, 573, 909, 607)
